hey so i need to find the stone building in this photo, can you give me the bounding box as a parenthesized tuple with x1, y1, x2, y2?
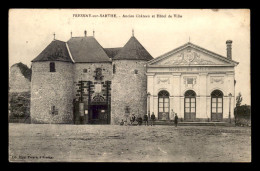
(30, 31, 152, 124)
(30, 31, 238, 124)
(146, 41, 238, 122)
(111, 36, 153, 124)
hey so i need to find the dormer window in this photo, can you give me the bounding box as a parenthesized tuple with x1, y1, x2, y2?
(50, 62, 55, 72)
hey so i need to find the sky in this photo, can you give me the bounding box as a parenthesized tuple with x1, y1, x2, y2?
(8, 9, 250, 105)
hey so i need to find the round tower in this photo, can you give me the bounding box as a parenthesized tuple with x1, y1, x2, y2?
(111, 35, 153, 124)
(30, 40, 74, 124)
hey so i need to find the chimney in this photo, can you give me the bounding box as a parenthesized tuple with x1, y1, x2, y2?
(84, 30, 87, 37)
(226, 40, 232, 59)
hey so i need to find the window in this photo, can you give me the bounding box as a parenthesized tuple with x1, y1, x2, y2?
(94, 68, 103, 80)
(158, 90, 170, 119)
(83, 69, 88, 73)
(134, 69, 138, 74)
(50, 62, 55, 72)
(51, 106, 58, 115)
(211, 90, 223, 116)
(113, 64, 116, 74)
(125, 106, 130, 114)
(184, 90, 196, 121)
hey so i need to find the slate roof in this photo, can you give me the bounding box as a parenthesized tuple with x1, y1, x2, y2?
(67, 36, 111, 63)
(103, 48, 122, 59)
(113, 36, 153, 61)
(31, 40, 73, 63)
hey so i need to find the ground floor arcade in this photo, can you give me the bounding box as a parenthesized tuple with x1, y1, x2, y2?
(147, 89, 234, 122)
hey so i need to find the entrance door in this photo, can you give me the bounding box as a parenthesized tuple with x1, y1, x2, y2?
(211, 90, 223, 121)
(184, 90, 196, 121)
(158, 90, 170, 120)
(73, 100, 88, 124)
(90, 105, 109, 124)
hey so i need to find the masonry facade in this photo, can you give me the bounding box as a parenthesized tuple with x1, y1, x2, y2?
(30, 33, 152, 124)
(30, 32, 238, 124)
(146, 41, 238, 122)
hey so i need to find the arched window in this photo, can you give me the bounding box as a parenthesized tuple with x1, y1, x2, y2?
(184, 90, 196, 121)
(50, 62, 55, 72)
(211, 90, 223, 121)
(158, 90, 170, 120)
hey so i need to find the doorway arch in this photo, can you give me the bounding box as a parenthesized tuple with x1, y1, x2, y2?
(184, 90, 196, 121)
(211, 90, 223, 121)
(158, 90, 170, 120)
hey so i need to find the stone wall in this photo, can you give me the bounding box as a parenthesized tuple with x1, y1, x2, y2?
(73, 63, 112, 100)
(73, 63, 112, 124)
(30, 61, 74, 124)
(9, 63, 31, 92)
(111, 60, 147, 124)
(9, 63, 32, 123)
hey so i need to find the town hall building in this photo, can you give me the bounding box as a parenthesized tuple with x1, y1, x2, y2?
(146, 41, 238, 122)
(30, 31, 238, 124)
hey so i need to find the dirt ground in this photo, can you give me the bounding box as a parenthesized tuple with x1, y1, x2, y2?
(8, 123, 251, 162)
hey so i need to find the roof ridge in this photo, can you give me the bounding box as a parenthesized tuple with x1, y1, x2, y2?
(114, 36, 153, 61)
(53, 39, 66, 43)
(66, 35, 111, 62)
(104, 47, 123, 49)
(31, 40, 73, 63)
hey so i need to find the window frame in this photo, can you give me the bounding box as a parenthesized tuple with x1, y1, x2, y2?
(211, 90, 223, 115)
(158, 90, 170, 113)
(50, 62, 56, 72)
(184, 90, 196, 114)
(113, 64, 116, 74)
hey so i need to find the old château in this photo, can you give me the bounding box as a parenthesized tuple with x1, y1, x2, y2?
(30, 31, 238, 124)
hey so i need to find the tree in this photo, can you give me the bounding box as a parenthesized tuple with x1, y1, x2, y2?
(236, 92, 243, 107)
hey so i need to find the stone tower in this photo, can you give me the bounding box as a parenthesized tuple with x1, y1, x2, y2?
(111, 35, 153, 124)
(30, 40, 74, 123)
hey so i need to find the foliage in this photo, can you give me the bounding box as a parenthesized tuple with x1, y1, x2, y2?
(9, 92, 30, 122)
(234, 104, 251, 126)
(236, 92, 243, 107)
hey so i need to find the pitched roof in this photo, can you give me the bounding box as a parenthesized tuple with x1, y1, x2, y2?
(103, 47, 122, 58)
(31, 40, 73, 63)
(67, 36, 111, 63)
(148, 42, 239, 66)
(113, 36, 153, 61)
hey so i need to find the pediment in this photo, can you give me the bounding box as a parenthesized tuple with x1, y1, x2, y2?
(148, 43, 238, 66)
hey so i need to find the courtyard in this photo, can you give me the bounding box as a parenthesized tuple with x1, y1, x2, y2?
(9, 123, 251, 162)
